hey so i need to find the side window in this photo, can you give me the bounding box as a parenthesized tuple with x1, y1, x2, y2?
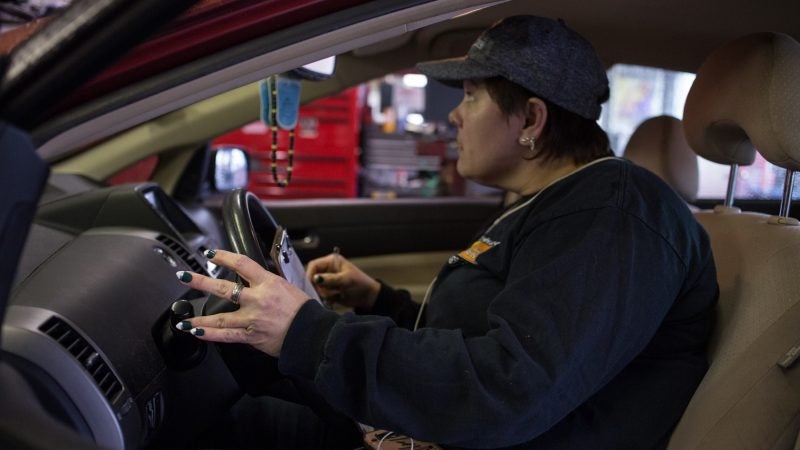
(703, 154, 800, 200)
(601, 64, 695, 156)
(603, 63, 791, 201)
(210, 77, 500, 201)
(211, 88, 364, 200)
(216, 64, 794, 203)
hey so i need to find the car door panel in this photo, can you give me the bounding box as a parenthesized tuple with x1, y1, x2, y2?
(263, 197, 501, 294)
(265, 197, 499, 256)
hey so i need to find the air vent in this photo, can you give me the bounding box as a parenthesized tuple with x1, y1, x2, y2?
(156, 235, 207, 275)
(39, 316, 123, 403)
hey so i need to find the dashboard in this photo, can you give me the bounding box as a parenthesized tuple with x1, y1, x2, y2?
(3, 179, 240, 449)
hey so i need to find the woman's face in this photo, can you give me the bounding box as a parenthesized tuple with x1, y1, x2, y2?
(448, 80, 527, 189)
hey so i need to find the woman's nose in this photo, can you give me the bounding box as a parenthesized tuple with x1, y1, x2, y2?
(448, 108, 461, 127)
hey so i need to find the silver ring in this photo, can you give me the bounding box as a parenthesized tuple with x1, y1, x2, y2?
(231, 281, 244, 304)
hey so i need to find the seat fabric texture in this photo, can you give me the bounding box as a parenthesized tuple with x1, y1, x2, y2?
(668, 32, 800, 450)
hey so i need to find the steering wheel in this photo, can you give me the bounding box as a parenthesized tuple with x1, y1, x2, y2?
(203, 189, 287, 395)
(203, 189, 281, 317)
(221, 189, 282, 273)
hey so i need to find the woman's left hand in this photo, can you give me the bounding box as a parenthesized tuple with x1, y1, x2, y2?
(174, 249, 312, 357)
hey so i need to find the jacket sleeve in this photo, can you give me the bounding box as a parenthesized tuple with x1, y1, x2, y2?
(354, 281, 421, 330)
(278, 208, 690, 448)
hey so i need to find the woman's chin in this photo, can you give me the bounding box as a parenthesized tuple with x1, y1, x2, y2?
(456, 160, 473, 180)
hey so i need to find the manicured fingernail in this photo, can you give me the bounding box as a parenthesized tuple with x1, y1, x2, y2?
(176, 271, 192, 283)
(314, 274, 324, 285)
(190, 327, 205, 336)
(176, 320, 192, 331)
(204, 249, 216, 259)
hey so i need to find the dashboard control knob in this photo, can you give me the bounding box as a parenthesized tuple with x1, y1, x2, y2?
(170, 299, 194, 327)
(159, 300, 206, 370)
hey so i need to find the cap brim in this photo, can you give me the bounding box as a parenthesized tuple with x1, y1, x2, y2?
(416, 56, 500, 88)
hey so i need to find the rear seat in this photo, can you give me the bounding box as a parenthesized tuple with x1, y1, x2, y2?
(623, 115, 699, 205)
(667, 32, 800, 450)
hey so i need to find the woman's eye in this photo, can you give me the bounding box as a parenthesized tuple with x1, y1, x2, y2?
(464, 93, 476, 102)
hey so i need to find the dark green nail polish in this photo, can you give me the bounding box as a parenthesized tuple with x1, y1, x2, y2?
(204, 249, 216, 259)
(191, 328, 205, 336)
(176, 320, 192, 331)
(177, 271, 192, 283)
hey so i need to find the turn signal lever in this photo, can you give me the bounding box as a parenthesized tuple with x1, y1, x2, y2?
(157, 299, 206, 370)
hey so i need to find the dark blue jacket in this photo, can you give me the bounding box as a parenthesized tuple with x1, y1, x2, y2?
(280, 158, 718, 449)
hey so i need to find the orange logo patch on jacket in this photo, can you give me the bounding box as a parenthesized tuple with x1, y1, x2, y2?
(458, 237, 499, 264)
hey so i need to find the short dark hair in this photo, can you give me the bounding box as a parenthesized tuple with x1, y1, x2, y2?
(483, 77, 613, 165)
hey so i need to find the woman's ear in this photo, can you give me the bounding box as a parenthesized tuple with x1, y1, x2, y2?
(523, 97, 548, 138)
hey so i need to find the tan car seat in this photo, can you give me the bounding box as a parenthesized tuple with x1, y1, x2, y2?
(667, 32, 800, 450)
(623, 115, 699, 204)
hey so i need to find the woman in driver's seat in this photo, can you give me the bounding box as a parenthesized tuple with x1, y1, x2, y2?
(175, 15, 718, 450)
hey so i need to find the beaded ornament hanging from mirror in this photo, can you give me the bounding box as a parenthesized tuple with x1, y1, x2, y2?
(260, 74, 302, 187)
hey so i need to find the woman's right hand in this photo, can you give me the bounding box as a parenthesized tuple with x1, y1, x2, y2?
(306, 251, 380, 311)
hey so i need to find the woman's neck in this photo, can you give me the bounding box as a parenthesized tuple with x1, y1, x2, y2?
(513, 157, 583, 196)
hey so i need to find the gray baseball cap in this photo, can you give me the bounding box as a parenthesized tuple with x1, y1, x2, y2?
(416, 15, 609, 120)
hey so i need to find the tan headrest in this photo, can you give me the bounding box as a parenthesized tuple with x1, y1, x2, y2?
(683, 32, 800, 169)
(624, 115, 699, 203)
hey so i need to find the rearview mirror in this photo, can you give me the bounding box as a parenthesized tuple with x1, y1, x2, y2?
(290, 56, 336, 81)
(213, 147, 249, 191)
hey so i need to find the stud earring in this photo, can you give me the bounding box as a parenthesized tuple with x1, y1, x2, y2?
(518, 136, 535, 151)
(518, 136, 537, 160)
